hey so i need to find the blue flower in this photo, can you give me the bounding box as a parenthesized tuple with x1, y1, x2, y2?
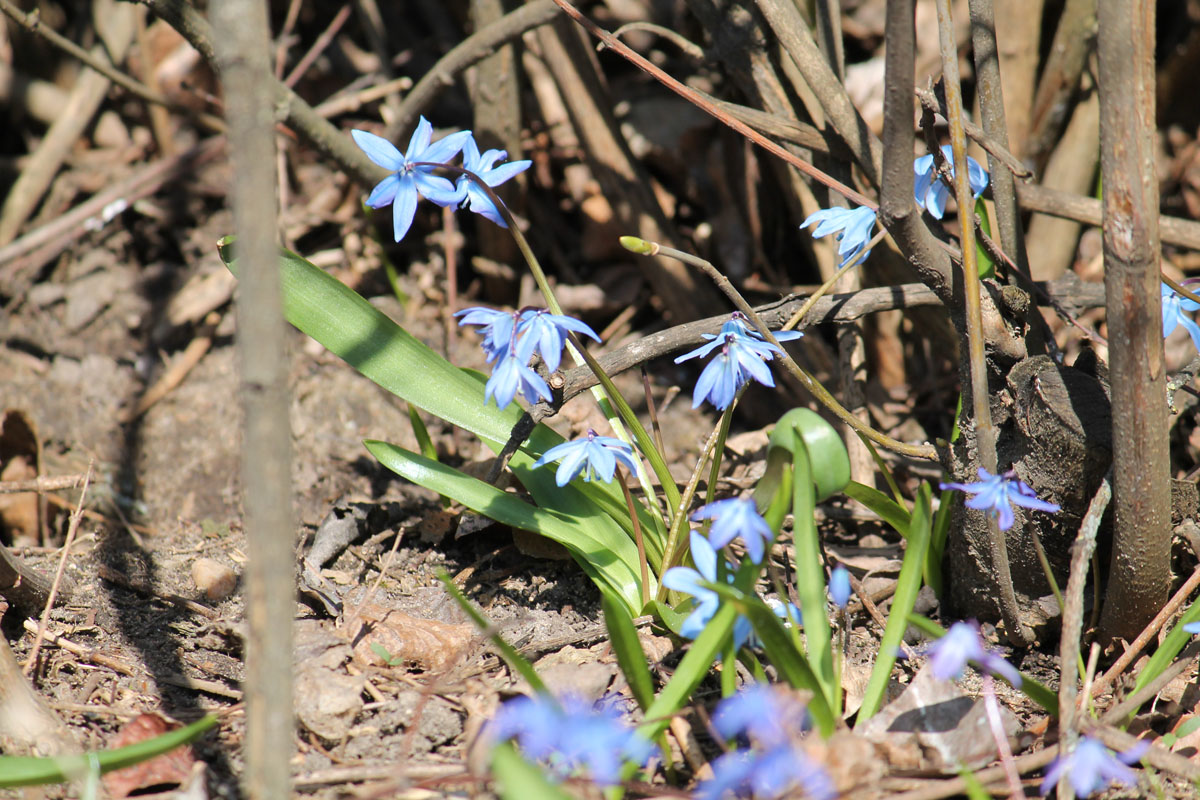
(1162, 283, 1200, 352)
(913, 145, 989, 220)
(691, 498, 775, 564)
(675, 332, 783, 411)
(484, 352, 552, 409)
(1184, 621, 1200, 634)
(940, 468, 1060, 531)
(456, 137, 532, 227)
(1040, 736, 1147, 798)
(719, 311, 805, 344)
(925, 620, 1022, 687)
(698, 747, 835, 800)
(489, 693, 652, 786)
(351, 118, 472, 242)
(662, 531, 754, 649)
(515, 309, 601, 373)
(713, 683, 810, 749)
(533, 429, 639, 486)
(454, 306, 519, 362)
(829, 566, 851, 609)
(800, 205, 877, 267)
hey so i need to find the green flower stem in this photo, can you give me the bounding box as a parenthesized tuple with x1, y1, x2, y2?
(623, 237, 936, 460)
(421, 163, 665, 516)
(618, 468, 652, 611)
(657, 416, 730, 603)
(705, 401, 738, 506)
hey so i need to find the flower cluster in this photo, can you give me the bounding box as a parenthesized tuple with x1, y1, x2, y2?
(913, 144, 989, 220)
(489, 693, 652, 786)
(352, 116, 531, 242)
(675, 313, 803, 410)
(456, 306, 600, 409)
(940, 467, 1060, 531)
(924, 620, 1022, 687)
(1162, 282, 1200, 352)
(698, 685, 836, 800)
(1040, 736, 1147, 798)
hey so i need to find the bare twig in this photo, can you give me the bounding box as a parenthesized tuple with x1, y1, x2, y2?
(25, 463, 92, 676)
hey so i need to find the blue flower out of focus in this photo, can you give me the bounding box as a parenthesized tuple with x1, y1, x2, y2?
(1184, 621, 1200, 634)
(940, 467, 1060, 531)
(456, 305, 601, 410)
(829, 565, 851, 609)
(913, 144, 989, 220)
(489, 693, 652, 786)
(925, 620, 1022, 687)
(351, 117, 472, 242)
(691, 497, 775, 564)
(698, 685, 836, 800)
(1161, 282, 1200, 352)
(456, 136, 532, 227)
(675, 314, 793, 410)
(1039, 736, 1147, 798)
(800, 205, 878, 267)
(533, 429, 639, 486)
(662, 531, 754, 648)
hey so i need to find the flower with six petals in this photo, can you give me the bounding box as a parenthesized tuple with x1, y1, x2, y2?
(351, 117, 472, 242)
(533, 429, 639, 486)
(455, 136, 532, 227)
(1039, 736, 1146, 798)
(940, 467, 1060, 531)
(691, 497, 775, 564)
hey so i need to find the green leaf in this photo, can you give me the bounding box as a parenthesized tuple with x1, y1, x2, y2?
(491, 742, 573, 800)
(0, 716, 217, 788)
(753, 408, 850, 509)
(374, 443, 646, 612)
(843, 481, 912, 538)
(1132, 601, 1200, 700)
(858, 483, 932, 720)
(603, 595, 655, 711)
(222, 241, 663, 589)
(957, 764, 994, 800)
(438, 573, 548, 695)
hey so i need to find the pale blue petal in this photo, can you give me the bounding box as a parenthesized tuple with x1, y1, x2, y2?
(364, 173, 400, 209)
(351, 129, 404, 171)
(405, 117, 433, 162)
(391, 177, 419, 242)
(421, 129, 473, 165)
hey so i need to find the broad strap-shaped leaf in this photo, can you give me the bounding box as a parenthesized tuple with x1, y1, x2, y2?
(369, 441, 645, 611)
(753, 408, 850, 510)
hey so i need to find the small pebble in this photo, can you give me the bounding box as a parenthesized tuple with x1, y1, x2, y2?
(191, 558, 237, 602)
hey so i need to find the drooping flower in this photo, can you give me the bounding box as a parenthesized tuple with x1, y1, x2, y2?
(455, 137, 532, 227)
(514, 309, 601, 373)
(800, 205, 878, 267)
(829, 566, 851, 609)
(662, 531, 754, 649)
(925, 620, 1022, 687)
(913, 144, 989, 220)
(454, 306, 519, 362)
(489, 693, 652, 786)
(691, 498, 775, 564)
(940, 468, 1060, 531)
(675, 332, 783, 411)
(484, 352, 552, 410)
(1161, 282, 1200, 352)
(351, 118, 472, 242)
(1039, 736, 1147, 798)
(533, 429, 639, 486)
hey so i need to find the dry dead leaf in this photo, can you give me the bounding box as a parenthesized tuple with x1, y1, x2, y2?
(342, 600, 475, 671)
(856, 665, 1021, 774)
(0, 410, 42, 546)
(101, 714, 196, 798)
